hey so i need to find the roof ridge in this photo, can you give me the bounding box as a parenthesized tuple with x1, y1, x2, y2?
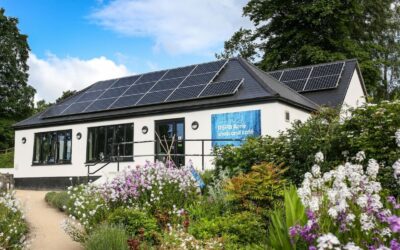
(267, 58, 358, 73)
(237, 58, 319, 109)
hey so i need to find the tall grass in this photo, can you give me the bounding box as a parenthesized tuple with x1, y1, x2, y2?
(85, 224, 129, 250)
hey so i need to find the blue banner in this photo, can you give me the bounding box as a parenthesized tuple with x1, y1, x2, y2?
(211, 110, 261, 147)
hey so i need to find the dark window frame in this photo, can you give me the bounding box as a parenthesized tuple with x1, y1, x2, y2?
(86, 123, 134, 163)
(32, 129, 72, 166)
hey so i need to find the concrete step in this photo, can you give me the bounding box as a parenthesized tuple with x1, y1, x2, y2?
(92, 171, 118, 185)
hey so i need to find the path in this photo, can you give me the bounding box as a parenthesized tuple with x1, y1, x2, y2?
(15, 190, 83, 250)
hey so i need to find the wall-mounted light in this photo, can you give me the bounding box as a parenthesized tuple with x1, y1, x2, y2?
(191, 121, 199, 130)
(21, 137, 26, 144)
(142, 126, 149, 134)
(76, 132, 82, 140)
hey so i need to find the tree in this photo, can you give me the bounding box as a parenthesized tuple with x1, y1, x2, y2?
(218, 0, 400, 99)
(35, 100, 52, 113)
(0, 8, 35, 150)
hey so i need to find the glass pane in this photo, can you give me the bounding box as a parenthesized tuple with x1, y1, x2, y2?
(33, 134, 41, 164)
(48, 132, 58, 164)
(65, 131, 72, 161)
(97, 127, 106, 161)
(124, 144, 133, 156)
(106, 126, 114, 160)
(125, 124, 133, 142)
(57, 131, 65, 163)
(87, 128, 95, 162)
(41, 133, 51, 164)
(115, 124, 125, 143)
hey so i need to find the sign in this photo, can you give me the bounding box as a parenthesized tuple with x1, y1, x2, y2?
(211, 110, 261, 147)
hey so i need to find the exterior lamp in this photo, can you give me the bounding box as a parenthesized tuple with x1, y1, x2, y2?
(191, 121, 199, 130)
(22, 137, 26, 144)
(142, 126, 149, 134)
(76, 132, 82, 140)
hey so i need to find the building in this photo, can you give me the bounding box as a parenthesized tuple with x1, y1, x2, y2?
(9, 57, 366, 188)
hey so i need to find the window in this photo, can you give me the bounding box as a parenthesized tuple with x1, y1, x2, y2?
(285, 111, 290, 122)
(33, 130, 72, 165)
(87, 123, 133, 162)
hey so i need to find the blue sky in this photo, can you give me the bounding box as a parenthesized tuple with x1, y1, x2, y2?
(0, 0, 249, 101)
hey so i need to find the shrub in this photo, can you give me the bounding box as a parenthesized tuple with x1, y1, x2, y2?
(0, 191, 28, 249)
(107, 207, 160, 245)
(45, 191, 69, 212)
(0, 151, 13, 168)
(85, 224, 128, 250)
(224, 162, 287, 216)
(189, 211, 266, 247)
(99, 162, 199, 226)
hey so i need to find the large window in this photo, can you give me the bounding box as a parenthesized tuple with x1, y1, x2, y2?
(33, 130, 72, 165)
(87, 123, 133, 162)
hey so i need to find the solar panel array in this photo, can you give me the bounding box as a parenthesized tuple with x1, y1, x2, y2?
(268, 62, 345, 92)
(43, 60, 243, 118)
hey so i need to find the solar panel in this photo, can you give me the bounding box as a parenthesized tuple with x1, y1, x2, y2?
(113, 75, 141, 88)
(85, 98, 117, 112)
(280, 68, 311, 82)
(152, 77, 184, 91)
(76, 90, 104, 102)
(167, 85, 205, 102)
(137, 90, 173, 106)
(42, 59, 229, 117)
(87, 79, 116, 91)
(123, 82, 155, 96)
(268, 61, 345, 93)
(109, 94, 144, 109)
(284, 79, 307, 91)
(200, 79, 243, 98)
(180, 72, 215, 87)
(136, 70, 167, 84)
(163, 66, 195, 79)
(304, 75, 340, 91)
(62, 102, 91, 115)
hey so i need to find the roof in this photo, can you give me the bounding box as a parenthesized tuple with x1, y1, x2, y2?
(14, 57, 358, 130)
(267, 59, 367, 107)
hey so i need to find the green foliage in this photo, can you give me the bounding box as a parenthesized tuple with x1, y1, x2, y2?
(0, 150, 13, 168)
(215, 102, 400, 197)
(45, 191, 69, 212)
(267, 186, 307, 250)
(189, 211, 266, 247)
(218, 0, 400, 99)
(56, 90, 77, 103)
(85, 224, 128, 250)
(0, 192, 29, 249)
(107, 207, 160, 245)
(224, 162, 287, 216)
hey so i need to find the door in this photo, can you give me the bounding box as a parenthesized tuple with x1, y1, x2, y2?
(155, 119, 185, 166)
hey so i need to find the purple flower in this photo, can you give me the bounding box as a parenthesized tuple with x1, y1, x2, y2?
(387, 215, 400, 233)
(391, 239, 400, 250)
(309, 246, 316, 250)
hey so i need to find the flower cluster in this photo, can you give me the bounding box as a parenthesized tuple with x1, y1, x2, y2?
(293, 150, 400, 249)
(65, 183, 109, 232)
(0, 191, 29, 250)
(99, 161, 197, 212)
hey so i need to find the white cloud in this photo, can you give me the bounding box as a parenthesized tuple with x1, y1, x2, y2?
(28, 53, 132, 102)
(89, 0, 251, 54)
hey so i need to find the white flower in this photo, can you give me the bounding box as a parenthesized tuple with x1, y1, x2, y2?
(309, 196, 320, 212)
(366, 159, 379, 179)
(312, 164, 321, 177)
(355, 151, 365, 162)
(317, 233, 340, 249)
(315, 151, 324, 163)
(395, 129, 400, 147)
(344, 242, 362, 250)
(327, 207, 338, 219)
(392, 160, 400, 181)
(360, 213, 375, 231)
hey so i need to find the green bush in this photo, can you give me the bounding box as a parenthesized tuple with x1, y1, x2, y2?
(85, 224, 128, 250)
(107, 207, 160, 245)
(214, 102, 400, 197)
(45, 191, 69, 212)
(189, 211, 266, 247)
(0, 151, 13, 168)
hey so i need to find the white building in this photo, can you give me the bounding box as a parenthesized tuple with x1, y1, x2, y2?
(10, 58, 366, 188)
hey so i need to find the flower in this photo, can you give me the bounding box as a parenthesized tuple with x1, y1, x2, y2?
(355, 151, 365, 162)
(395, 129, 400, 147)
(316, 233, 340, 249)
(315, 152, 324, 163)
(387, 215, 400, 233)
(343, 242, 362, 250)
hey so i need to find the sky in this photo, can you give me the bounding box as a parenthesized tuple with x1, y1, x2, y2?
(0, 0, 251, 102)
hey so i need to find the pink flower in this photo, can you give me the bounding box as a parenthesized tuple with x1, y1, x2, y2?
(387, 215, 400, 233)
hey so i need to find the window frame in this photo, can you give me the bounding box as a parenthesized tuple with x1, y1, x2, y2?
(32, 129, 73, 166)
(86, 123, 134, 163)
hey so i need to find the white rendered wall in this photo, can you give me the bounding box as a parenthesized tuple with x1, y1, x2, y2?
(342, 70, 366, 109)
(13, 101, 310, 178)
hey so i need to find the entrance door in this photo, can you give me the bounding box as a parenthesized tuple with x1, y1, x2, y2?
(155, 119, 185, 166)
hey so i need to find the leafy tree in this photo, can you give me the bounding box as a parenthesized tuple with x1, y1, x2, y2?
(35, 99, 52, 113)
(0, 8, 35, 150)
(218, 0, 400, 99)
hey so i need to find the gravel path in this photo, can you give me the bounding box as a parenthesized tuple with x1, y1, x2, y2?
(15, 190, 83, 250)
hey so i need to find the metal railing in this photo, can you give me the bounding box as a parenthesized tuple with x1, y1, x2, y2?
(85, 138, 242, 180)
